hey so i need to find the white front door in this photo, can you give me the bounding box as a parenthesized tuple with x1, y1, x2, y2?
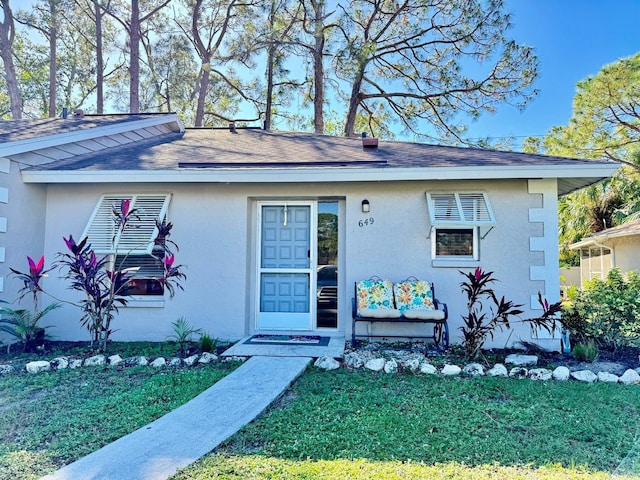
(257, 202, 316, 330)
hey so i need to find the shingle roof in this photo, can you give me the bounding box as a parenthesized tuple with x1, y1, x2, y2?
(0, 113, 171, 143)
(27, 127, 612, 172)
(570, 220, 640, 249)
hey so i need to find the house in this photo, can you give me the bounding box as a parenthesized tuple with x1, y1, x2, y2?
(0, 113, 619, 351)
(569, 219, 640, 286)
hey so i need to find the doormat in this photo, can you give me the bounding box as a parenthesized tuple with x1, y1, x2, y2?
(244, 335, 330, 346)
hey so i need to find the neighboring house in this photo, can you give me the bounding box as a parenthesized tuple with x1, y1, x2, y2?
(569, 219, 640, 286)
(0, 113, 619, 350)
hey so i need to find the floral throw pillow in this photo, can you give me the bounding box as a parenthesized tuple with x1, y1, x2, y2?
(356, 279, 396, 314)
(393, 281, 435, 312)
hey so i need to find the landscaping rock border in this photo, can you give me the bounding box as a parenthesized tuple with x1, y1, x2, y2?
(314, 346, 640, 385)
(0, 352, 248, 376)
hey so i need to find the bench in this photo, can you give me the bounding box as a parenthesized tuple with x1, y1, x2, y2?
(351, 277, 449, 349)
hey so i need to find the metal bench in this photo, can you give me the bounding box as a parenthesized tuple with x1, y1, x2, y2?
(351, 279, 449, 349)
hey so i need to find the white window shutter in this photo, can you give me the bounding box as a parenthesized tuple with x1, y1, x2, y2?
(426, 192, 495, 226)
(82, 194, 171, 254)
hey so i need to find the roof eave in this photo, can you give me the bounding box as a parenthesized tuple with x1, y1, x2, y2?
(21, 163, 620, 190)
(0, 114, 185, 157)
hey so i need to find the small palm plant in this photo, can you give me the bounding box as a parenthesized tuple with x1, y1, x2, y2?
(166, 317, 202, 357)
(1, 256, 60, 352)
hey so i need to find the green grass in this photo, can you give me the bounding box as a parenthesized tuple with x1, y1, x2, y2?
(0, 362, 238, 480)
(173, 369, 640, 480)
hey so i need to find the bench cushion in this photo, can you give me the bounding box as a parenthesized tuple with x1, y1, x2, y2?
(403, 308, 446, 320)
(356, 279, 396, 315)
(393, 280, 435, 313)
(357, 308, 402, 319)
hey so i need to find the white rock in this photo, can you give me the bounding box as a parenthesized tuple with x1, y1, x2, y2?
(383, 359, 398, 373)
(125, 356, 148, 367)
(26, 360, 50, 374)
(419, 362, 438, 375)
(571, 370, 598, 383)
(619, 369, 640, 385)
(597, 372, 619, 383)
(0, 364, 15, 375)
(463, 363, 485, 376)
(552, 366, 570, 381)
(509, 367, 528, 378)
(198, 352, 218, 364)
(84, 355, 106, 367)
(50, 357, 69, 370)
(183, 354, 200, 367)
(222, 356, 247, 363)
(169, 357, 182, 367)
(364, 358, 386, 372)
(505, 354, 538, 366)
(314, 356, 340, 370)
(150, 357, 167, 368)
(487, 364, 508, 377)
(69, 359, 83, 369)
(528, 368, 552, 381)
(108, 355, 123, 366)
(343, 352, 365, 369)
(441, 364, 461, 376)
(403, 358, 421, 372)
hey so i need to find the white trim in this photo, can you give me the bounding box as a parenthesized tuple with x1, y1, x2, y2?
(0, 157, 9, 173)
(0, 114, 184, 157)
(430, 226, 479, 265)
(21, 164, 619, 188)
(256, 201, 317, 331)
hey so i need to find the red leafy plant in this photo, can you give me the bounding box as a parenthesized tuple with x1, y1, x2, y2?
(0, 256, 60, 352)
(459, 267, 561, 359)
(54, 200, 186, 351)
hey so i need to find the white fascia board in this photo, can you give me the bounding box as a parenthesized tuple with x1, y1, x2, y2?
(0, 114, 184, 157)
(21, 163, 620, 184)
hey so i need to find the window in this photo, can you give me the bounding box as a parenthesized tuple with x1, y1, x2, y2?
(82, 194, 171, 297)
(115, 250, 165, 296)
(426, 192, 494, 265)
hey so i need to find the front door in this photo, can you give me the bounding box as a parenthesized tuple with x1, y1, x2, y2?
(257, 202, 316, 330)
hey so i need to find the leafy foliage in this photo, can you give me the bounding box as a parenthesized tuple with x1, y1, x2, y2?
(562, 268, 640, 351)
(55, 199, 185, 351)
(572, 341, 599, 363)
(3, 255, 61, 352)
(0, 303, 60, 352)
(459, 267, 561, 359)
(166, 317, 202, 357)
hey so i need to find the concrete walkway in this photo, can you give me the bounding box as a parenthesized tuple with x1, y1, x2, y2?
(42, 356, 311, 480)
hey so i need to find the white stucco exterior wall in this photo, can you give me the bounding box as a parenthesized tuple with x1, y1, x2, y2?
(0, 158, 48, 307)
(39, 178, 560, 348)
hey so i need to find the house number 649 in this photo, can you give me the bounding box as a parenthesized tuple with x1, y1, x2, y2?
(358, 217, 375, 227)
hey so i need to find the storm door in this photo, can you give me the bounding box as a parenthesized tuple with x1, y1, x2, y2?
(257, 202, 316, 330)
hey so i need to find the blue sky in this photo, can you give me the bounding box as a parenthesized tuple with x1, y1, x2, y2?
(466, 0, 640, 146)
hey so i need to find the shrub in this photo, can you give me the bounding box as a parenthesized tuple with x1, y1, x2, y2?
(199, 333, 217, 353)
(1, 256, 60, 352)
(458, 268, 561, 359)
(562, 268, 640, 351)
(167, 317, 202, 357)
(572, 341, 599, 362)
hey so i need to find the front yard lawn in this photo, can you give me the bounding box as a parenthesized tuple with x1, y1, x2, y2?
(0, 363, 238, 480)
(173, 368, 640, 480)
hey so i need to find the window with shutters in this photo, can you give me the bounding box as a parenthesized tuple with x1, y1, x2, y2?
(82, 194, 171, 297)
(426, 192, 494, 264)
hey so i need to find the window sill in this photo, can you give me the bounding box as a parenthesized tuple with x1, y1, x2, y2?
(125, 297, 165, 308)
(432, 259, 480, 268)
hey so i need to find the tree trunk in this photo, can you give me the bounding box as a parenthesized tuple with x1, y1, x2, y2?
(195, 60, 210, 126)
(264, 45, 274, 130)
(129, 0, 140, 113)
(312, 0, 324, 134)
(94, 0, 104, 113)
(48, 0, 57, 117)
(344, 66, 365, 137)
(0, 0, 22, 118)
